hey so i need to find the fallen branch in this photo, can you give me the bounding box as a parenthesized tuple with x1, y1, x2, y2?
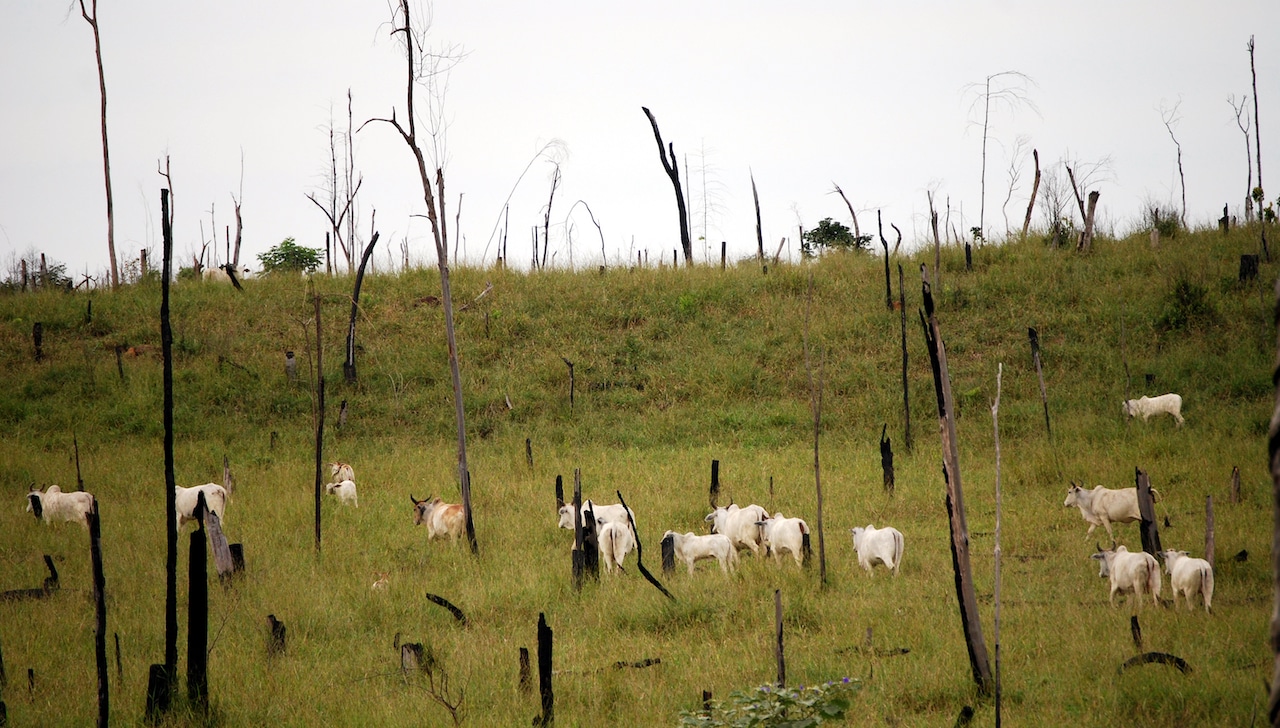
(617, 489, 675, 601)
(0, 555, 59, 602)
(425, 593, 468, 626)
(1118, 652, 1191, 675)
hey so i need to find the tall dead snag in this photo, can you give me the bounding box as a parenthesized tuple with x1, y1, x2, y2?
(919, 279, 993, 695)
(832, 183, 862, 241)
(344, 232, 380, 383)
(642, 107, 692, 266)
(774, 590, 786, 687)
(898, 265, 912, 452)
(313, 291, 324, 553)
(1268, 248, 1280, 721)
(1078, 190, 1100, 252)
(927, 191, 941, 291)
(617, 490, 674, 601)
(1250, 37, 1270, 262)
(368, 0, 476, 553)
(880, 424, 894, 495)
(992, 363, 1004, 728)
(89, 499, 108, 728)
(1021, 149, 1041, 241)
(1135, 468, 1162, 558)
(804, 273, 827, 583)
(78, 0, 118, 289)
(879, 211, 892, 310)
(1028, 328, 1052, 442)
(751, 171, 764, 267)
(159, 188, 178, 709)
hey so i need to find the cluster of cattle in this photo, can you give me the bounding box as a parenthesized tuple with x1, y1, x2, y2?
(1064, 481, 1213, 612)
(25, 481, 229, 530)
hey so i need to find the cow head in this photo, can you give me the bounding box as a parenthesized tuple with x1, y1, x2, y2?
(410, 494, 436, 526)
(1063, 483, 1083, 508)
(850, 526, 866, 550)
(557, 504, 576, 529)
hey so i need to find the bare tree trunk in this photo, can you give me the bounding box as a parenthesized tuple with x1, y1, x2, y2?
(1250, 37, 1270, 263)
(879, 211, 892, 310)
(1267, 246, 1280, 722)
(920, 278, 993, 695)
(90, 499, 109, 727)
(927, 191, 941, 291)
(1021, 149, 1040, 241)
(774, 590, 786, 687)
(992, 363, 1004, 728)
(642, 107, 692, 266)
(313, 292, 324, 553)
(344, 233, 380, 383)
(79, 0, 118, 289)
(1065, 166, 1088, 226)
(160, 188, 178, 707)
(542, 166, 559, 269)
(804, 273, 827, 584)
(752, 171, 764, 266)
(832, 183, 861, 240)
(899, 264, 911, 452)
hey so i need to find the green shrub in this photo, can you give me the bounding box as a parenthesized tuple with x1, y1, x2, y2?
(680, 679, 860, 727)
(258, 237, 322, 274)
(1157, 277, 1215, 331)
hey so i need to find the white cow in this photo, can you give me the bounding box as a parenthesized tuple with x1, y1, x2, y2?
(850, 524, 905, 576)
(325, 479, 358, 507)
(662, 531, 738, 574)
(26, 485, 95, 529)
(1091, 545, 1162, 609)
(557, 501, 635, 532)
(1063, 483, 1159, 541)
(704, 504, 769, 556)
(597, 521, 636, 574)
(202, 264, 252, 284)
(175, 483, 229, 528)
(756, 513, 809, 567)
(330, 461, 355, 483)
(1123, 393, 1184, 426)
(411, 494, 465, 543)
(1161, 549, 1214, 613)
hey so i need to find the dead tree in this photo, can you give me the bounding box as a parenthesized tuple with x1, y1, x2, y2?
(1160, 102, 1188, 230)
(1250, 36, 1269, 262)
(920, 278, 993, 695)
(313, 291, 325, 553)
(832, 183, 862, 241)
(880, 424, 894, 494)
(1268, 231, 1280, 721)
(752, 171, 764, 267)
(541, 164, 560, 270)
(1135, 468, 1162, 558)
(78, 0, 119, 289)
(804, 273, 827, 583)
(927, 191, 941, 291)
(344, 232, 381, 383)
(992, 363, 1004, 728)
(90, 499, 108, 728)
(160, 188, 179, 708)
(367, 0, 476, 553)
(641, 107, 692, 266)
(879, 211, 892, 310)
(1021, 149, 1041, 241)
(899, 265, 912, 451)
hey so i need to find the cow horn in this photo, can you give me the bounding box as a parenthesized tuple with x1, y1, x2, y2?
(1095, 542, 1103, 553)
(410, 494, 420, 505)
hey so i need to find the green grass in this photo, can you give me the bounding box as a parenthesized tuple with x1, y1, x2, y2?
(0, 226, 1275, 725)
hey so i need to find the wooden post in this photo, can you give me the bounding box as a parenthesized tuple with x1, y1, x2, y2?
(554, 475, 564, 510)
(160, 187, 178, 702)
(1021, 149, 1040, 241)
(285, 351, 297, 383)
(32, 323, 43, 362)
(187, 494, 208, 714)
(1232, 465, 1241, 503)
(140, 249, 148, 278)
(1079, 190, 1100, 251)
(144, 664, 168, 722)
(1028, 328, 1052, 441)
(562, 357, 575, 409)
(920, 279, 994, 695)
(1221, 203, 1231, 235)
(880, 424, 894, 494)
(519, 647, 531, 694)
(537, 613, 553, 726)
(992, 363, 1004, 728)
(114, 345, 124, 381)
(661, 533, 675, 574)
(1205, 495, 1215, 566)
(207, 509, 235, 580)
(572, 470, 584, 591)
(965, 241, 972, 271)
(222, 455, 233, 495)
(1135, 468, 1162, 557)
(774, 589, 785, 688)
(270, 431, 277, 451)
(702, 690, 712, 714)
(266, 615, 286, 657)
(89, 499, 109, 728)
(709, 459, 720, 508)
(400, 643, 424, 673)
(20, 259, 27, 291)
(879, 211, 892, 310)
(899, 264, 911, 452)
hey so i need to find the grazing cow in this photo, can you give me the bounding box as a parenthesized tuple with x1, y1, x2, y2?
(410, 494, 466, 543)
(755, 513, 810, 567)
(175, 483, 229, 528)
(325, 479, 358, 508)
(1091, 545, 1162, 609)
(597, 521, 636, 574)
(850, 524, 905, 576)
(202, 264, 251, 285)
(557, 500, 635, 533)
(26, 485, 95, 529)
(1063, 483, 1159, 541)
(704, 503, 769, 556)
(1161, 549, 1214, 613)
(662, 531, 738, 574)
(1122, 393, 1184, 426)
(330, 461, 355, 483)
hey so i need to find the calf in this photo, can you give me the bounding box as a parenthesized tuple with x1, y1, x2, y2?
(1063, 483, 1159, 542)
(756, 513, 809, 567)
(850, 524, 904, 576)
(704, 503, 768, 556)
(325, 479, 359, 507)
(1091, 545, 1162, 609)
(597, 521, 636, 574)
(1122, 393, 1184, 426)
(174, 483, 229, 528)
(411, 494, 465, 543)
(662, 531, 737, 574)
(26, 485, 95, 530)
(1161, 549, 1214, 613)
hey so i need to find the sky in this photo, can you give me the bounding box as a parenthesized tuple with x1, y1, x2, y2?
(2, 1, 1278, 280)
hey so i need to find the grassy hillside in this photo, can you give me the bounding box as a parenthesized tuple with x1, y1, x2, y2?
(0, 228, 1275, 726)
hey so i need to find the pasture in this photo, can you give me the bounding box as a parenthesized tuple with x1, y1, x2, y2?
(0, 229, 1274, 725)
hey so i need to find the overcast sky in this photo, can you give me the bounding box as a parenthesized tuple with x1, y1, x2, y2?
(2, 1, 1278, 279)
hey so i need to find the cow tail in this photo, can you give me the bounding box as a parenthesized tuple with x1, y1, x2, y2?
(602, 526, 615, 565)
(1148, 557, 1163, 603)
(1201, 564, 1214, 611)
(894, 530, 904, 571)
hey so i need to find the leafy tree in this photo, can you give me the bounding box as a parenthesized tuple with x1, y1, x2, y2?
(801, 218, 871, 257)
(258, 237, 321, 274)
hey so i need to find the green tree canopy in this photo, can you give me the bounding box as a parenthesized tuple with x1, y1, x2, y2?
(258, 237, 321, 274)
(801, 218, 871, 257)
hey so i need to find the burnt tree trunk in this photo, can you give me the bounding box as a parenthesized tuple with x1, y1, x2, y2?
(1021, 149, 1040, 241)
(1078, 190, 1100, 252)
(709, 459, 720, 508)
(752, 172, 764, 267)
(187, 493, 209, 714)
(879, 211, 892, 310)
(1135, 468, 1162, 557)
(344, 232, 380, 383)
(899, 264, 911, 451)
(314, 293, 324, 553)
(90, 499, 108, 728)
(537, 613, 553, 726)
(774, 589, 786, 687)
(572, 470, 584, 591)
(160, 188, 178, 706)
(1028, 328, 1052, 442)
(920, 279, 993, 695)
(880, 424, 894, 494)
(1205, 495, 1215, 566)
(642, 107, 692, 266)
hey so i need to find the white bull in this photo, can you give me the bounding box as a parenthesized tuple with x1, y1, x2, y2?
(1161, 549, 1214, 613)
(1122, 393, 1184, 426)
(26, 485, 96, 529)
(175, 483, 229, 528)
(1091, 545, 1162, 609)
(850, 524, 904, 576)
(411, 494, 466, 543)
(598, 521, 636, 574)
(662, 531, 737, 574)
(325, 479, 358, 507)
(1064, 483, 1159, 542)
(558, 501, 635, 533)
(756, 513, 809, 567)
(704, 504, 768, 556)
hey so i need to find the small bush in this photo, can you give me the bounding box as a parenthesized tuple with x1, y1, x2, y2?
(1157, 277, 1215, 331)
(680, 679, 860, 727)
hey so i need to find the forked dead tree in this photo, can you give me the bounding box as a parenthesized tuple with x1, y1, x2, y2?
(367, 0, 476, 553)
(642, 107, 692, 266)
(1160, 101, 1188, 230)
